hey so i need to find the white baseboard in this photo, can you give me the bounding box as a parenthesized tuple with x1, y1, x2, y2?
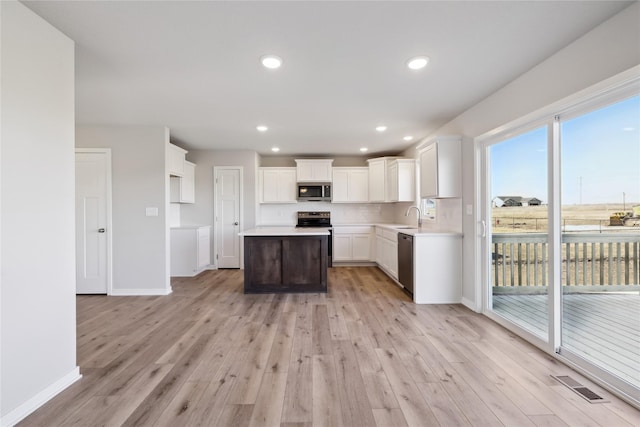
(171, 265, 217, 277)
(110, 288, 172, 296)
(1, 367, 81, 427)
(461, 297, 480, 312)
(332, 261, 377, 267)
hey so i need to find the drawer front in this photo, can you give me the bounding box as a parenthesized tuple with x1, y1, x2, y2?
(382, 229, 398, 241)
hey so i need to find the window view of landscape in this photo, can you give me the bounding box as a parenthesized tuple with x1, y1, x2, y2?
(560, 95, 639, 389)
(489, 94, 639, 390)
(490, 126, 549, 340)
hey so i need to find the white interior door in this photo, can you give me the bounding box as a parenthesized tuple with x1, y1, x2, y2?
(75, 149, 111, 294)
(215, 167, 242, 268)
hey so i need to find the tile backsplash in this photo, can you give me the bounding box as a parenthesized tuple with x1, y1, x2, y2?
(258, 199, 462, 231)
(432, 198, 463, 233)
(259, 202, 395, 226)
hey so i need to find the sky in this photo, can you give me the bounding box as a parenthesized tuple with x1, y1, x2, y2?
(491, 94, 640, 206)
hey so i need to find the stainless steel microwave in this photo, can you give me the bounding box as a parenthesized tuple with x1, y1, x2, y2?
(297, 183, 332, 202)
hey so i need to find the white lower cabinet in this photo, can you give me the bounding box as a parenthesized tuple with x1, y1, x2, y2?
(375, 227, 398, 279)
(413, 234, 462, 304)
(171, 226, 211, 277)
(351, 235, 371, 260)
(333, 226, 372, 262)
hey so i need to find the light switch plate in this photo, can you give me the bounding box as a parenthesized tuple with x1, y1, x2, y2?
(146, 207, 159, 217)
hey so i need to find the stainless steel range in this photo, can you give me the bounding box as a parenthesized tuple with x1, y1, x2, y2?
(296, 211, 332, 266)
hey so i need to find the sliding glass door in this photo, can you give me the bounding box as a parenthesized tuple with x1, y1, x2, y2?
(480, 81, 639, 401)
(559, 94, 640, 394)
(486, 126, 550, 341)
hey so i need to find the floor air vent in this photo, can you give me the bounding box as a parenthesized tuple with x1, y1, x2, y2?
(551, 375, 609, 403)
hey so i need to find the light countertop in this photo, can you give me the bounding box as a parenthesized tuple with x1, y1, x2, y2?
(333, 223, 462, 237)
(394, 228, 463, 237)
(249, 223, 462, 237)
(239, 227, 330, 236)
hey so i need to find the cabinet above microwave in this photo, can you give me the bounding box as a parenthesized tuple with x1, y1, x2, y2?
(295, 159, 333, 182)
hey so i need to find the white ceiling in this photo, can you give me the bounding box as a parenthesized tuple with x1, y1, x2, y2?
(24, 1, 632, 156)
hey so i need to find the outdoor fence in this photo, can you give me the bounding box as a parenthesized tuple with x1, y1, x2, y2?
(491, 233, 640, 289)
(492, 217, 637, 232)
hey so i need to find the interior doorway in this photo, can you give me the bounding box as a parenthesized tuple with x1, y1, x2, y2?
(75, 149, 112, 294)
(214, 167, 242, 268)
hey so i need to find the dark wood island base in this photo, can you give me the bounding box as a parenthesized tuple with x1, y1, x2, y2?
(243, 234, 328, 293)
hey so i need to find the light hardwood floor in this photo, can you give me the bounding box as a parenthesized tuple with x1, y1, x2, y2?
(19, 267, 640, 426)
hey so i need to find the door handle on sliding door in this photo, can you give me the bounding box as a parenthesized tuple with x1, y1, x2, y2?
(480, 220, 486, 238)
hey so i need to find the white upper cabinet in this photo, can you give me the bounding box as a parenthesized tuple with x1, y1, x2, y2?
(418, 136, 462, 198)
(387, 159, 415, 202)
(367, 157, 415, 203)
(167, 143, 187, 177)
(367, 158, 388, 202)
(295, 159, 333, 182)
(332, 167, 369, 203)
(170, 161, 195, 203)
(259, 167, 297, 203)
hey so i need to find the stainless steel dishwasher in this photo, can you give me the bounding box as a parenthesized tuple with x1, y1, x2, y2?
(398, 233, 414, 295)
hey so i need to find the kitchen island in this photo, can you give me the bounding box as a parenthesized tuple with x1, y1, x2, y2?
(239, 227, 330, 293)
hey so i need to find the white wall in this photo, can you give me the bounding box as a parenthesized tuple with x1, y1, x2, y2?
(180, 150, 259, 267)
(409, 3, 640, 310)
(1, 2, 79, 424)
(76, 126, 171, 295)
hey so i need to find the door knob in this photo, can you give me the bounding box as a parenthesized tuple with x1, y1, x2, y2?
(234, 222, 239, 226)
(98, 228, 106, 233)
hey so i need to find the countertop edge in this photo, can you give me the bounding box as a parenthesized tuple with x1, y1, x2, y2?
(239, 227, 331, 236)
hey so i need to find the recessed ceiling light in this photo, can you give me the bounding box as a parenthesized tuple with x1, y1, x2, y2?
(406, 56, 429, 70)
(403, 136, 414, 141)
(360, 147, 368, 152)
(256, 125, 268, 132)
(376, 126, 387, 132)
(260, 55, 282, 69)
(271, 147, 280, 152)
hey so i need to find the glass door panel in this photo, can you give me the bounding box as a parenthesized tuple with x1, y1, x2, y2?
(489, 126, 549, 340)
(560, 95, 640, 390)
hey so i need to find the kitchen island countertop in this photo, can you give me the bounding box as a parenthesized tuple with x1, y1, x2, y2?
(239, 227, 330, 236)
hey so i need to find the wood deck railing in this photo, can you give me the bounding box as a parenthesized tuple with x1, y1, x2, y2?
(492, 233, 640, 288)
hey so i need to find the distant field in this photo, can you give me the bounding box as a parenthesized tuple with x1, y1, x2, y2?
(492, 203, 640, 233)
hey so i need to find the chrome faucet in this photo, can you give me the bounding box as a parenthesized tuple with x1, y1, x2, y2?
(405, 205, 422, 228)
